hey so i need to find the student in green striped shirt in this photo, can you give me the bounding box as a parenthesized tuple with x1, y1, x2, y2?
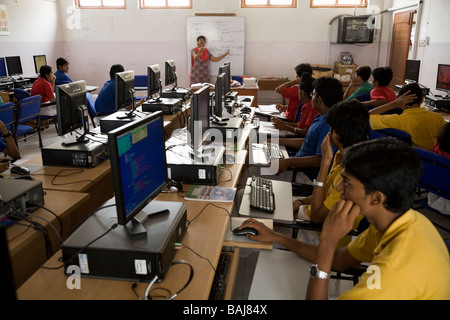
(344, 66, 374, 101)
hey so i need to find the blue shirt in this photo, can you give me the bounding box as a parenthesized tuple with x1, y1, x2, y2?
(95, 78, 116, 115)
(54, 69, 73, 86)
(294, 113, 330, 158)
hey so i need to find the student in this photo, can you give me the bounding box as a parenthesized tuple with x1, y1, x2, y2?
(0, 120, 20, 173)
(272, 72, 318, 137)
(30, 65, 57, 117)
(190, 35, 230, 85)
(54, 57, 73, 86)
(369, 82, 447, 151)
(275, 63, 313, 122)
(95, 64, 146, 116)
(239, 138, 450, 299)
(363, 67, 397, 108)
(343, 66, 374, 101)
(293, 100, 369, 248)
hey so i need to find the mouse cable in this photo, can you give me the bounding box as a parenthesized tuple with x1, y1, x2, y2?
(187, 202, 233, 232)
(174, 243, 215, 272)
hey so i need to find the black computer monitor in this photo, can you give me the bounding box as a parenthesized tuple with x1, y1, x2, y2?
(0, 58, 7, 79)
(33, 55, 47, 75)
(214, 72, 226, 118)
(436, 64, 450, 97)
(405, 59, 420, 83)
(108, 111, 168, 239)
(56, 80, 90, 146)
(115, 70, 136, 118)
(165, 60, 177, 88)
(189, 85, 210, 151)
(0, 225, 16, 300)
(220, 62, 231, 95)
(5, 56, 23, 76)
(147, 64, 162, 98)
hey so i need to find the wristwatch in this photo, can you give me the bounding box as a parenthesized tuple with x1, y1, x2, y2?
(312, 179, 324, 187)
(1, 131, 11, 138)
(309, 264, 330, 279)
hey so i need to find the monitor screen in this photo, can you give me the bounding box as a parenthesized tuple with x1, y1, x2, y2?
(33, 55, 47, 74)
(0, 58, 7, 78)
(405, 59, 420, 82)
(189, 85, 210, 150)
(5, 56, 23, 76)
(337, 16, 374, 44)
(165, 60, 177, 87)
(108, 112, 168, 229)
(214, 73, 226, 118)
(56, 80, 87, 137)
(148, 64, 161, 97)
(115, 70, 135, 111)
(436, 64, 450, 94)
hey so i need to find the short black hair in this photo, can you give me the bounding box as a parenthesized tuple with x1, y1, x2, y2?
(314, 76, 343, 108)
(355, 66, 372, 82)
(295, 63, 313, 77)
(342, 138, 422, 214)
(299, 72, 315, 96)
(372, 67, 393, 86)
(56, 57, 69, 68)
(398, 82, 423, 106)
(39, 65, 52, 78)
(197, 35, 206, 42)
(109, 64, 125, 78)
(327, 100, 370, 148)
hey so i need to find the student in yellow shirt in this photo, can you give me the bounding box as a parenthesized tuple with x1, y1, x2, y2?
(239, 138, 450, 299)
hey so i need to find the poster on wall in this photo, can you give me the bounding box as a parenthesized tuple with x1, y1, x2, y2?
(0, 5, 10, 36)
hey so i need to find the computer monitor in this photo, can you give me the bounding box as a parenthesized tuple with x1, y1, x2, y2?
(213, 72, 226, 118)
(0, 58, 7, 79)
(108, 112, 168, 239)
(33, 55, 47, 75)
(189, 85, 210, 151)
(5, 56, 23, 76)
(165, 60, 177, 88)
(115, 70, 136, 118)
(0, 225, 16, 300)
(436, 64, 450, 97)
(405, 59, 420, 83)
(56, 80, 90, 146)
(147, 64, 162, 98)
(220, 62, 231, 95)
(337, 16, 375, 44)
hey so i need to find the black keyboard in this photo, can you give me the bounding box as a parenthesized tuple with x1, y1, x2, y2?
(209, 252, 231, 300)
(250, 175, 275, 213)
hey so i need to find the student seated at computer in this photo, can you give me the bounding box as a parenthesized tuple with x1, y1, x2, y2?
(369, 82, 447, 151)
(293, 100, 369, 248)
(272, 72, 318, 137)
(54, 57, 73, 86)
(362, 67, 397, 108)
(238, 138, 450, 299)
(0, 120, 20, 173)
(95, 64, 146, 117)
(343, 66, 374, 101)
(30, 65, 57, 117)
(275, 63, 313, 123)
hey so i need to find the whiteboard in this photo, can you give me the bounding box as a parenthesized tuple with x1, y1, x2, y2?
(187, 16, 245, 77)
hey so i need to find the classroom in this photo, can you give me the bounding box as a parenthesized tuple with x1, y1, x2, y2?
(0, 0, 449, 305)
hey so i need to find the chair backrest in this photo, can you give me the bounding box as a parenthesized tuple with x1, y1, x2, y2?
(0, 102, 15, 130)
(16, 95, 41, 123)
(414, 147, 450, 200)
(13, 88, 31, 102)
(370, 128, 412, 145)
(86, 92, 96, 120)
(134, 75, 148, 89)
(356, 93, 371, 102)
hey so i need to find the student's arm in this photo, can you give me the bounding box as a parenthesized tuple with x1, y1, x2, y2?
(276, 154, 321, 174)
(278, 137, 304, 149)
(0, 121, 20, 159)
(368, 91, 416, 115)
(275, 78, 300, 94)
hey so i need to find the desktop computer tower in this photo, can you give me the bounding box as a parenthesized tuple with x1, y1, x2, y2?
(141, 98, 182, 115)
(61, 200, 187, 282)
(41, 140, 106, 168)
(209, 117, 244, 150)
(100, 111, 141, 133)
(425, 95, 450, 113)
(161, 87, 191, 101)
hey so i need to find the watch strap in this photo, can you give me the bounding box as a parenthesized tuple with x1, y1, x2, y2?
(312, 179, 324, 187)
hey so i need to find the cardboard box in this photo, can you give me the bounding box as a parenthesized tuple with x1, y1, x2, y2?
(334, 61, 358, 74)
(311, 64, 333, 79)
(334, 73, 352, 83)
(257, 77, 289, 91)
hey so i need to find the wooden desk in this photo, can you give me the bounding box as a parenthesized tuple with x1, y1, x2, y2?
(7, 190, 89, 288)
(233, 86, 258, 107)
(0, 91, 13, 103)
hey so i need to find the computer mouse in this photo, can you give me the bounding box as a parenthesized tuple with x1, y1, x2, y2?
(10, 165, 31, 175)
(224, 153, 235, 163)
(241, 98, 251, 102)
(240, 106, 251, 113)
(232, 227, 258, 236)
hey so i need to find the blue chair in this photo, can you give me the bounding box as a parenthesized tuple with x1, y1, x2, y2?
(86, 92, 96, 127)
(134, 75, 148, 100)
(369, 128, 412, 145)
(0, 102, 15, 131)
(356, 93, 371, 102)
(13, 95, 43, 149)
(13, 88, 30, 102)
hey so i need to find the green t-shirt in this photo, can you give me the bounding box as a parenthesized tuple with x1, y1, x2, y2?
(345, 81, 375, 101)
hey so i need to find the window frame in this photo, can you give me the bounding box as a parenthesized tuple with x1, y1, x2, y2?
(310, 0, 367, 8)
(241, 0, 298, 9)
(139, 0, 193, 9)
(74, 0, 127, 9)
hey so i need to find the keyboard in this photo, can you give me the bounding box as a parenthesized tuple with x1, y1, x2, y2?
(209, 252, 231, 300)
(250, 175, 275, 213)
(264, 142, 285, 159)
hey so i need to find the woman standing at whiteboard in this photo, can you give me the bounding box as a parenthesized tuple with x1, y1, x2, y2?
(190, 35, 230, 85)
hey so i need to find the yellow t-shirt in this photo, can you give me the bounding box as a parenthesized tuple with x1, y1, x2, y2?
(339, 209, 450, 300)
(369, 107, 446, 151)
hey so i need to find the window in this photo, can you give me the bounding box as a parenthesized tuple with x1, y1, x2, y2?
(75, 0, 126, 9)
(311, 0, 367, 8)
(139, 0, 192, 9)
(241, 0, 297, 8)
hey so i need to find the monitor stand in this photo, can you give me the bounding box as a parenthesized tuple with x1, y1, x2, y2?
(116, 89, 137, 119)
(62, 105, 91, 147)
(126, 207, 171, 241)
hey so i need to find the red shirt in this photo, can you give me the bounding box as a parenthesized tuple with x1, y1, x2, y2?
(30, 77, 54, 103)
(370, 86, 397, 103)
(297, 100, 318, 129)
(281, 85, 301, 122)
(433, 142, 450, 158)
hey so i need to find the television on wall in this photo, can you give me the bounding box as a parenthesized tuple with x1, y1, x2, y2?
(337, 16, 375, 44)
